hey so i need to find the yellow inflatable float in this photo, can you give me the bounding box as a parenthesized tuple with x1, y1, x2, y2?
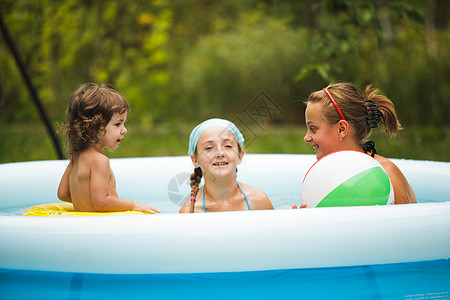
(22, 202, 149, 217)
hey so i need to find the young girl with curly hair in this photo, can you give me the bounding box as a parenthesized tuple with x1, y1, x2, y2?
(57, 83, 159, 213)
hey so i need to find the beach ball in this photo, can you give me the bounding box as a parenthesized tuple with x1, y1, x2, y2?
(301, 151, 394, 207)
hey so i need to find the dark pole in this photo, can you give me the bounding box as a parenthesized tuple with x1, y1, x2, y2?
(0, 7, 64, 159)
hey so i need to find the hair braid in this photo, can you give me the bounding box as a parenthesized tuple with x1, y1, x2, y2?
(189, 167, 203, 213)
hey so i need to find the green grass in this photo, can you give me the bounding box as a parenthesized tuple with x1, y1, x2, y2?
(1, 123, 449, 163)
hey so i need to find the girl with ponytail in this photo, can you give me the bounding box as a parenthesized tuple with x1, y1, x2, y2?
(179, 118, 273, 213)
(301, 82, 416, 205)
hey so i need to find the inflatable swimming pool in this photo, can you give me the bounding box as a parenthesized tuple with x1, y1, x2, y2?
(0, 154, 449, 299)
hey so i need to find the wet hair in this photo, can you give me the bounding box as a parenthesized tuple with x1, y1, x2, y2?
(189, 143, 243, 213)
(307, 82, 402, 144)
(64, 83, 129, 157)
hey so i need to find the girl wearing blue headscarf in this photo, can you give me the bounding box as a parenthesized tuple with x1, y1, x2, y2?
(179, 118, 273, 213)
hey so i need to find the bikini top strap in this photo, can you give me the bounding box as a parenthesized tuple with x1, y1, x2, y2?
(237, 182, 251, 211)
(202, 187, 206, 213)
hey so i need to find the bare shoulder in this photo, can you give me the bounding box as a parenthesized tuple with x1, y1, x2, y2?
(374, 155, 411, 186)
(179, 198, 191, 213)
(178, 196, 204, 213)
(80, 149, 109, 168)
(238, 182, 274, 210)
(374, 155, 417, 204)
(178, 203, 189, 213)
(374, 155, 401, 175)
(84, 148, 108, 161)
(73, 150, 111, 182)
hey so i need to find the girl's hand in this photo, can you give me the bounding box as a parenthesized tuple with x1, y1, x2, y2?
(292, 203, 307, 209)
(133, 202, 160, 214)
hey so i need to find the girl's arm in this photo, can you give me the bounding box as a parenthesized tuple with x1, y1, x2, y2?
(57, 160, 72, 203)
(387, 163, 417, 204)
(376, 157, 417, 204)
(90, 154, 159, 213)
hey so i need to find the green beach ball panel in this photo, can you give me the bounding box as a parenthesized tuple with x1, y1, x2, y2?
(316, 166, 391, 207)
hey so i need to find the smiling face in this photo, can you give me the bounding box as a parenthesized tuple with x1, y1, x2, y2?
(304, 102, 341, 159)
(99, 112, 128, 150)
(192, 127, 243, 179)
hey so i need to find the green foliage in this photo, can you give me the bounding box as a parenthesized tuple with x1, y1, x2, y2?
(292, 0, 450, 127)
(295, 0, 428, 82)
(171, 11, 309, 123)
(1, 123, 449, 163)
(1, 0, 449, 162)
(1, 0, 173, 125)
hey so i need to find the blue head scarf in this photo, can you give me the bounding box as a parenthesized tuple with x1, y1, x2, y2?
(188, 118, 245, 155)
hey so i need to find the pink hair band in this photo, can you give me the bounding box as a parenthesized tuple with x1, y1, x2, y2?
(323, 88, 346, 121)
(190, 197, 196, 201)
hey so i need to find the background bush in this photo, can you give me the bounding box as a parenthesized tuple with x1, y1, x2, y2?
(1, 0, 449, 162)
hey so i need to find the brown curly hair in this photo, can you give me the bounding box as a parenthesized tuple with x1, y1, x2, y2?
(64, 83, 129, 156)
(307, 82, 402, 144)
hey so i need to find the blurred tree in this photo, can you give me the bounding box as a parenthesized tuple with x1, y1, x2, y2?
(292, 0, 449, 125)
(295, 0, 427, 82)
(1, 0, 172, 125)
(0, 0, 449, 130)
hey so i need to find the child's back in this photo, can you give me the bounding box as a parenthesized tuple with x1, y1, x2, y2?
(67, 149, 115, 211)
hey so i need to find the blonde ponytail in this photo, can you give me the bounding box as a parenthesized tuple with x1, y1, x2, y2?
(363, 85, 402, 137)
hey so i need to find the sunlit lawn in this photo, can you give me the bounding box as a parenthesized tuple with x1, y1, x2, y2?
(1, 123, 449, 163)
